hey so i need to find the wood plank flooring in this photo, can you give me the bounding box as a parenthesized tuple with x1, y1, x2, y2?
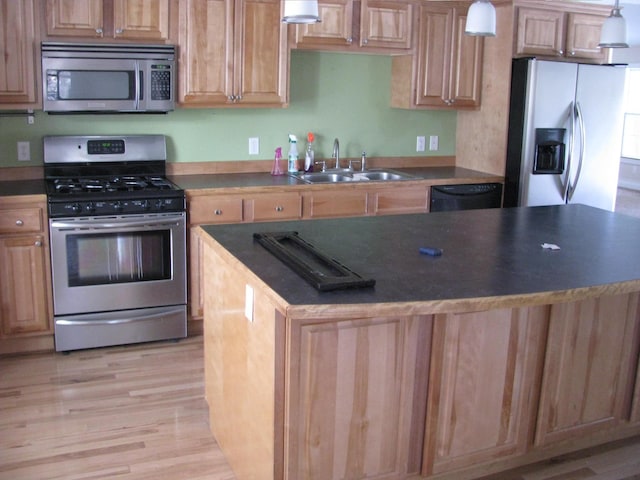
(2, 337, 640, 480)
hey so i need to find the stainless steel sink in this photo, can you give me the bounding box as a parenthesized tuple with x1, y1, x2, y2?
(298, 169, 416, 184)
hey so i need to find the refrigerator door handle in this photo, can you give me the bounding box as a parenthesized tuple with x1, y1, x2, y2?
(563, 102, 576, 202)
(568, 102, 586, 202)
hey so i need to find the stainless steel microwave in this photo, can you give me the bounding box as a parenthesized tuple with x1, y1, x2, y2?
(42, 42, 176, 113)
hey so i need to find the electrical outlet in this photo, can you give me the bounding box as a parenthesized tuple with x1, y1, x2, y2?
(17, 141, 30, 161)
(245, 284, 254, 322)
(249, 137, 260, 155)
(429, 135, 439, 151)
(416, 136, 426, 152)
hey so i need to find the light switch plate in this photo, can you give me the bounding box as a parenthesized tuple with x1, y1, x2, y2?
(416, 136, 426, 152)
(429, 135, 439, 151)
(249, 137, 259, 155)
(17, 141, 30, 161)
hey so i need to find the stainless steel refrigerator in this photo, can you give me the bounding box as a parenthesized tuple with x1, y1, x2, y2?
(504, 58, 627, 211)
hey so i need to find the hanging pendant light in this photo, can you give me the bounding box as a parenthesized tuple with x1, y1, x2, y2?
(599, 0, 629, 48)
(282, 0, 320, 24)
(465, 0, 496, 37)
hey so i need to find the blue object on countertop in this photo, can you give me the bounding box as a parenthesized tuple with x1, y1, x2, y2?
(419, 247, 443, 256)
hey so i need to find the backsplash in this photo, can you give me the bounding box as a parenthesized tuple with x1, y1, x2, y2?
(0, 51, 456, 168)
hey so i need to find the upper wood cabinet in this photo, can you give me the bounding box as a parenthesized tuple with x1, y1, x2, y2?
(178, 0, 289, 107)
(391, 1, 483, 110)
(45, 0, 173, 41)
(292, 0, 414, 53)
(514, 2, 610, 63)
(0, 0, 40, 109)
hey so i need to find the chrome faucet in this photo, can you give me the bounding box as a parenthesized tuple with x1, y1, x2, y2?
(332, 138, 340, 169)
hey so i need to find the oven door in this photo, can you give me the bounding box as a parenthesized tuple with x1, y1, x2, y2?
(49, 213, 186, 316)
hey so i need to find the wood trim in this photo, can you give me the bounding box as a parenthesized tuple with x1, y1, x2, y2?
(0, 167, 44, 180)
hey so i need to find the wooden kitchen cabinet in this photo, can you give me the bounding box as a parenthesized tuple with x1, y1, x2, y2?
(286, 314, 431, 478)
(0, 0, 40, 109)
(391, 1, 483, 110)
(423, 307, 547, 475)
(292, 0, 413, 53)
(370, 185, 429, 215)
(178, 0, 289, 107)
(44, 0, 174, 41)
(0, 197, 53, 341)
(514, 3, 609, 63)
(243, 192, 302, 222)
(534, 293, 640, 447)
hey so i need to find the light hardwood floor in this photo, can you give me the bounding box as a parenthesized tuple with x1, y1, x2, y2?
(2, 337, 640, 480)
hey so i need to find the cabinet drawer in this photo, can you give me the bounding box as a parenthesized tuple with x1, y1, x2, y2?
(0, 208, 43, 234)
(303, 190, 368, 218)
(372, 187, 429, 215)
(245, 193, 302, 222)
(189, 195, 244, 225)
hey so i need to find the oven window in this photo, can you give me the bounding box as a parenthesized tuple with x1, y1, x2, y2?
(58, 71, 135, 100)
(66, 230, 171, 286)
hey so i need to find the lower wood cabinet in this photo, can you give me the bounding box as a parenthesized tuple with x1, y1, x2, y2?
(286, 315, 432, 479)
(423, 306, 547, 475)
(0, 197, 53, 345)
(534, 293, 640, 447)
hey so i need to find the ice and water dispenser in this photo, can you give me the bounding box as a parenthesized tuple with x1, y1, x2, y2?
(533, 128, 565, 174)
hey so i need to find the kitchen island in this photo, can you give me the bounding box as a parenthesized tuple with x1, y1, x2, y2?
(197, 205, 640, 480)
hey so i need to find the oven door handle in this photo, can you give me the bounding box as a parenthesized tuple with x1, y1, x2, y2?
(51, 217, 184, 230)
(56, 308, 181, 326)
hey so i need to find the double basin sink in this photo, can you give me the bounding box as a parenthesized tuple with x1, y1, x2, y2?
(296, 169, 417, 184)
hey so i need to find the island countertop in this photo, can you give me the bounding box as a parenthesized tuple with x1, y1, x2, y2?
(199, 204, 640, 311)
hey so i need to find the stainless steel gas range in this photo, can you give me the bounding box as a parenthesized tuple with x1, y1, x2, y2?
(44, 135, 187, 352)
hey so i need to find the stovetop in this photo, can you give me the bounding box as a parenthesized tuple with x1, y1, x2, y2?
(44, 135, 185, 218)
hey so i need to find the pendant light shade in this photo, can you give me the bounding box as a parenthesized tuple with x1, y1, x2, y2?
(598, 0, 629, 48)
(282, 0, 320, 24)
(465, 0, 496, 37)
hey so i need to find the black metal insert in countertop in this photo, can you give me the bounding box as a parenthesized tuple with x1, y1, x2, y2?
(253, 231, 376, 292)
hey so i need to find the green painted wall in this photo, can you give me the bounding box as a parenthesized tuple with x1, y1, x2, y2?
(0, 50, 456, 168)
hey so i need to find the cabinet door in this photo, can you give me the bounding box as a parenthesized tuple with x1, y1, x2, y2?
(178, 0, 234, 105)
(422, 307, 546, 475)
(449, 9, 482, 108)
(303, 190, 368, 218)
(515, 7, 565, 58)
(371, 186, 428, 215)
(0, 235, 51, 337)
(188, 194, 244, 224)
(294, 0, 354, 48)
(45, 0, 104, 37)
(565, 12, 607, 61)
(236, 0, 288, 105)
(535, 293, 640, 447)
(286, 315, 432, 479)
(360, 0, 413, 49)
(415, 6, 452, 107)
(113, 0, 170, 40)
(0, 0, 39, 108)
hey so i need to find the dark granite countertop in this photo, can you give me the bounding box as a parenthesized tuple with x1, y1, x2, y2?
(170, 166, 501, 191)
(200, 205, 640, 306)
(0, 179, 47, 197)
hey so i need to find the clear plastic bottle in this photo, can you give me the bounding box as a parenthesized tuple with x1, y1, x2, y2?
(271, 147, 283, 176)
(288, 134, 298, 173)
(304, 132, 315, 172)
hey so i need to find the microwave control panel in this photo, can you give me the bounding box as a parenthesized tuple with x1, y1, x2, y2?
(151, 65, 172, 101)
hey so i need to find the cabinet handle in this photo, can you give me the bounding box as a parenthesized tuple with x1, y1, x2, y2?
(34, 240, 42, 247)
(362, 38, 368, 45)
(347, 37, 353, 44)
(569, 51, 576, 56)
(556, 49, 564, 56)
(275, 206, 284, 212)
(15, 219, 24, 226)
(228, 95, 235, 101)
(95, 28, 103, 36)
(115, 28, 123, 35)
(214, 209, 223, 215)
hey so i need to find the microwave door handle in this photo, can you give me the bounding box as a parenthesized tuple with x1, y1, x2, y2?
(134, 60, 141, 110)
(568, 102, 586, 202)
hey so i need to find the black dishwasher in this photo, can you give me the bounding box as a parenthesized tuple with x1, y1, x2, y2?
(430, 183, 503, 212)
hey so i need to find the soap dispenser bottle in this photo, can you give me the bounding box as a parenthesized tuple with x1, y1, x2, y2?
(287, 134, 298, 173)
